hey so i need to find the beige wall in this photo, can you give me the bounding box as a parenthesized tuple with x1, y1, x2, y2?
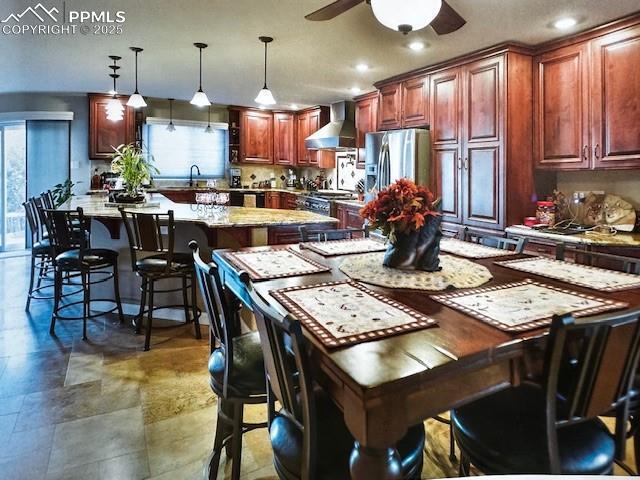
(557, 170, 640, 208)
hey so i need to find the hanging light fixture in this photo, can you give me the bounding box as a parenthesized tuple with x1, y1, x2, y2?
(190, 43, 211, 107)
(255, 36, 276, 106)
(105, 55, 124, 122)
(166, 98, 176, 132)
(126, 47, 147, 109)
(204, 105, 213, 133)
(370, 0, 442, 34)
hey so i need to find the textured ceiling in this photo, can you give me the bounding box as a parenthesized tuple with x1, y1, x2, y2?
(1, 0, 638, 108)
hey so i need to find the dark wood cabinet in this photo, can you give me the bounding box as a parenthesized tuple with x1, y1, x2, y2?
(240, 109, 273, 164)
(534, 43, 590, 170)
(296, 113, 310, 166)
(307, 109, 322, 166)
(433, 146, 463, 223)
(335, 203, 364, 229)
(296, 107, 329, 167)
(430, 69, 462, 145)
(88, 94, 136, 160)
(590, 24, 640, 169)
(378, 83, 402, 130)
(265, 191, 281, 209)
(401, 76, 429, 128)
(534, 23, 640, 170)
(355, 92, 378, 169)
(273, 112, 296, 166)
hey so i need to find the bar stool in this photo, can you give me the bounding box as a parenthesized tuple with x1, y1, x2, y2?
(23, 198, 54, 310)
(120, 209, 201, 351)
(43, 207, 124, 340)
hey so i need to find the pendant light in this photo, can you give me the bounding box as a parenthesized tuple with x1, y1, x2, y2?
(204, 105, 213, 133)
(255, 36, 276, 106)
(371, 0, 442, 34)
(166, 98, 176, 132)
(105, 56, 124, 122)
(126, 47, 147, 109)
(190, 43, 211, 107)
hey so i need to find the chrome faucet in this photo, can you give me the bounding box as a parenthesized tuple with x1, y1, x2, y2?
(189, 164, 201, 187)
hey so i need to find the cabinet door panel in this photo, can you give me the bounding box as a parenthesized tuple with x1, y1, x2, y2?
(433, 147, 462, 223)
(534, 44, 590, 169)
(402, 76, 429, 127)
(242, 110, 273, 164)
(296, 113, 309, 165)
(273, 112, 295, 166)
(89, 95, 135, 160)
(464, 57, 502, 143)
(356, 95, 378, 148)
(307, 110, 321, 165)
(378, 84, 402, 130)
(464, 146, 502, 228)
(430, 69, 461, 145)
(591, 26, 640, 168)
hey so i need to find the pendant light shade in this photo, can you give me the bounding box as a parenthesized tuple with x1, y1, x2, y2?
(255, 36, 276, 106)
(190, 43, 211, 107)
(126, 47, 147, 109)
(166, 98, 176, 132)
(105, 55, 124, 122)
(371, 0, 442, 34)
(204, 105, 213, 133)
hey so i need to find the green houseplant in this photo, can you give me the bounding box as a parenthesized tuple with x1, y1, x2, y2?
(52, 179, 76, 207)
(110, 143, 158, 203)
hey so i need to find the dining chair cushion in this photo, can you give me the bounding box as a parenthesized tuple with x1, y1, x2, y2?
(208, 330, 266, 397)
(270, 387, 425, 480)
(135, 252, 194, 274)
(55, 248, 118, 269)
(452, 384, 614, 475)
(32, 239, 50, 255)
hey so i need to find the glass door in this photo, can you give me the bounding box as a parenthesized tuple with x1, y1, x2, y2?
(0, 122, 27, 252)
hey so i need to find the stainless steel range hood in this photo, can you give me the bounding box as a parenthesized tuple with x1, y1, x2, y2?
(305, 101, 356, 150)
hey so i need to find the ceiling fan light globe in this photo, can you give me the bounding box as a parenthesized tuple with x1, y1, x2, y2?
(190, 90, 211, 107)
(255, 88, 276, 106)
(371, 0, 442, 33)
(126, 93, 147, 109)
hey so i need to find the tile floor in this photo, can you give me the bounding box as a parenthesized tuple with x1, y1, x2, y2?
(0, 255, 636, 479)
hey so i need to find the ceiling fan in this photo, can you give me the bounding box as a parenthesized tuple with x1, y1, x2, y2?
(305, 0, 466, 35)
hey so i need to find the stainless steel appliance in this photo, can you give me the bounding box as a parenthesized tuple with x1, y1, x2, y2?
(296, 190, 356, 216)
(364, 128, 430, 201)
(229, 167, 242, 188)
(305, 101, 356, 150)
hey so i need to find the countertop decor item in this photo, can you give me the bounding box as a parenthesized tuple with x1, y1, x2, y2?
(431, 279, 628, 332)
(110, 143, 158, 204)
(270, 280, 437, 348)
(339, 252, 492, 291)
(360, 178, 442, 271)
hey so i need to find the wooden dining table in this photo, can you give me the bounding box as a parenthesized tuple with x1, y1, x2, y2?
(212, 244, 640, 480)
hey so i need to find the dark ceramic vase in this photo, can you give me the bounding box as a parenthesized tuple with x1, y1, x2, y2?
(382, 214, 443, 271)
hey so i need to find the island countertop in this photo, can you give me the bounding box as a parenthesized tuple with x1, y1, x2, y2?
(66, 193, 337, 228)
(506, 225, 640, 247)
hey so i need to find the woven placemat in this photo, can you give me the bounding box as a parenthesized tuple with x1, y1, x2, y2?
(440, 238, 517, 259)
(339, 252, 492, 291)
(301, 238, 387, 256)
(222, 247, 330, 281)
(271, 280, 437, 348)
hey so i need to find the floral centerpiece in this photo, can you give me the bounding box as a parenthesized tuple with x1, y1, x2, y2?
(360, 178, 442, 271)
(110, 143, 158, 203)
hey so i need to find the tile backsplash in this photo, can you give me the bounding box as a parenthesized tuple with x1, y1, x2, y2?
(557, 170, 640, 209)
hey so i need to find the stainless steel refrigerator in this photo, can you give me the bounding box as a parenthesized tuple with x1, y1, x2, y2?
(364, 128, 430, 201)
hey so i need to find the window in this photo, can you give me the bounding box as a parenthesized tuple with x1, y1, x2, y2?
(145, 120, 228, 178)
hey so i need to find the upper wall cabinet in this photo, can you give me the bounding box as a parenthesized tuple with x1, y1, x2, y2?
(273, 112, 296, 166)
(296, 106, 330, 167)
(534, 23, 640, 170)
(89, 94, 136, 160)
(355, 92, 378, 169)
(378, 76, 429, 131)
(240, 109, 273, 164)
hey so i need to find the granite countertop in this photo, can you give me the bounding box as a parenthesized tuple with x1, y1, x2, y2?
(506, 225, 640, 247)
(334, 199, 365, 208)
(66, 193, 337, 228)
(154, 187, 307, 195)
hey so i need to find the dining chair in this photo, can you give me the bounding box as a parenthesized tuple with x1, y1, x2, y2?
(245, 279, 426, 480)
(120, 209, 201, 351)
(189, 241, 267, 480)
(43, 207, 125, 340)
(299, 225, 369, 242)
(555, 244, 640, 274)
(458, 226, 527, 253)
(452, 308, 640, 475)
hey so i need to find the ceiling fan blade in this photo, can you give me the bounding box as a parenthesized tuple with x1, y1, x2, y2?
(305, 0, 365, 21)
(430, 0, 466, 35)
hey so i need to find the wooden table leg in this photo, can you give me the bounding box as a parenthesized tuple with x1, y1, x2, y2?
(349, 442, 402, 480)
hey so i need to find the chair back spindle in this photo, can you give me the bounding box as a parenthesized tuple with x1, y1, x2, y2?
(299, 225, 369, 242)
(120, 209, 175, 273)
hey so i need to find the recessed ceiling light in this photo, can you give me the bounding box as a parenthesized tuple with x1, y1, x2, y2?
(408, 41, 425, 52)
(350, 86, 362, 94)
(554, 17, 577, 30)
(290, 104, 299, 110)
(355, 63, 370, 72)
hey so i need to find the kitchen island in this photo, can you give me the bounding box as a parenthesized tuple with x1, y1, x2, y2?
(64, 193, 337, 311)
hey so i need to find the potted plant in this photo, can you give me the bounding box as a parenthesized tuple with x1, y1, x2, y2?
(360, 178, 442, 271)
(110, 143, 158, 203)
